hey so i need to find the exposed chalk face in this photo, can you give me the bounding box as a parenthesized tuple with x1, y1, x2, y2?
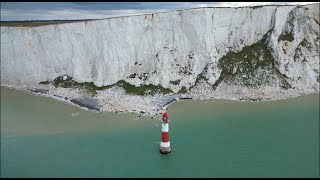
(1, 4, 319, 96)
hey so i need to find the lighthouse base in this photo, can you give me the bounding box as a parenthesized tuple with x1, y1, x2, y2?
(160, 146, 172, 154)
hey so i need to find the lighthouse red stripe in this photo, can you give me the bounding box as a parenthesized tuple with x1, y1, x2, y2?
(161, 132, 170, 142)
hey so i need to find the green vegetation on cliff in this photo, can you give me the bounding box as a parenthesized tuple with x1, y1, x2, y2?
(40, 75, 173, 96)
(212, 31, 291, 90)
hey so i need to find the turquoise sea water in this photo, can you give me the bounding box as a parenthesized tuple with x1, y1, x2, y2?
(1, 87, 319, 178)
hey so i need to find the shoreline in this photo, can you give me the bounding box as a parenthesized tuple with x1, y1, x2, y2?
(1, 83, 319, 117)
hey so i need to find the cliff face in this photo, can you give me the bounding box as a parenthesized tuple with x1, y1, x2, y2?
(1, 4, 319, 95)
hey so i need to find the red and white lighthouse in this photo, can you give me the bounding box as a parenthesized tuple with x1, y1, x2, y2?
(160, 112, 171, 154)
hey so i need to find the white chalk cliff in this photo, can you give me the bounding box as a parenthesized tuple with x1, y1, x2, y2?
(1, 4, 319, 98)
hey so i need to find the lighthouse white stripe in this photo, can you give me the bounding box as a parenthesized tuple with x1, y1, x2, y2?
(161, 123, 169, 132)
(160, 141, 170, 147)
